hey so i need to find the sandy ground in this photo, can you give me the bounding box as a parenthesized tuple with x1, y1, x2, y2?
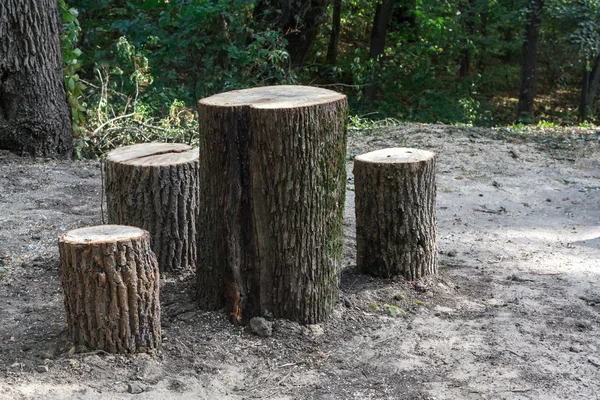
(0, 124, 599, 399)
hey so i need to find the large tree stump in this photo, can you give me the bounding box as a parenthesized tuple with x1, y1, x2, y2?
(197, 85, 348, 325)
(104, 143, 199, 273)
(354, 148, 438, 280)
(59, 225, 161, 353)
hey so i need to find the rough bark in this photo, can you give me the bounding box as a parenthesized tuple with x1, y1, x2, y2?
(104, 143, 199, 273)
(354, 148, 438, 280)
(364, 0, 394, 102)
(0, 0, 73, 158)
(59, 225, 161, 353)
(197, 85, 347, 325)
(326, 0, 342, 65)
(516, 0, 544, 123)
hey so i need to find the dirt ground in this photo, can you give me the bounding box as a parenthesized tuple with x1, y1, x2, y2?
(0, 124, 599, 400)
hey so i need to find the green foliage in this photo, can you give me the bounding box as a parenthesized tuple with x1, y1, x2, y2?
(56, 0, 600, 155)
(63, 0, 292, 157)
(550, 0, 600, 61)
(59, 0, 87, 139)
(383, 304, 404, 317)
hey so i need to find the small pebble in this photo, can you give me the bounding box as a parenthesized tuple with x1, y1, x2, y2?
(127, 382, 144, 394)
(249, 317, 273, 338)
(569, 345, 583, 353)
(36, 365, 48, 373)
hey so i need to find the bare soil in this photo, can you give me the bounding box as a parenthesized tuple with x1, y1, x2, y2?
(0, 124, 599, 399)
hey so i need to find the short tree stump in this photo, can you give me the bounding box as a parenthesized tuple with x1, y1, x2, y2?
(104, 143, 199, 273)
(59, 225, 161, 353)
(354, 147, 438, 280)
(197, 85, 348, 325)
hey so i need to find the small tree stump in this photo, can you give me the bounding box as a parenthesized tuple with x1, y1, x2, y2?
(197, 85, 348, 325)
(104, 143, 199, 273)
(354, 148, 438, 280)
(59, 225, 161, 353)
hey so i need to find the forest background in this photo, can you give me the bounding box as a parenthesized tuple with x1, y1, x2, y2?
(58, 0, 600, 158)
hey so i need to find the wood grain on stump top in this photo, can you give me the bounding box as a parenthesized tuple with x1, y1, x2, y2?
(355, 147, 436, 164)
(106, 143, 198, 166)
(199, 85, 346, 109)
(60, 225, 146, 244)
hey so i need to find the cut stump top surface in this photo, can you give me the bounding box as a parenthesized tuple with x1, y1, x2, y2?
(355, 148, 436, 164)
(60, 225, 147, 244)
(106, 143, 199, 166)
(199, 85, 346, 109)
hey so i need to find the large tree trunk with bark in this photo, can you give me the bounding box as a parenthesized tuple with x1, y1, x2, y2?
(197, 85, 347, 325)
(0, 0, 73, 158)
(354, 148, 438, 280)
(59, 225, 161, 353)
(516, 0, 544, 123)
(104, 143, 199, 273)
(364, 0, 394, 102)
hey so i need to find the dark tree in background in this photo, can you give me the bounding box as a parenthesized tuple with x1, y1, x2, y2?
(391, 0, 417, 42)
(364, 0, 395, 102)
(0, 0, 72, 157)
(281, 0, 329, 67)
(516, 0, 544, 123)
(253, 0, 328, 67)
(579, 55, 600, 122)
(458, 0, 477, 78)
(327, 0, 342, 65)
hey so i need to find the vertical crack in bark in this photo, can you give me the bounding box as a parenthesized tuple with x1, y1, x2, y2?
(197, 90, 347, 324)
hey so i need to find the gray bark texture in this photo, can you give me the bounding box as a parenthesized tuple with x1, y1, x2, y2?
(104, 143, 199, 273)
(59, 225, 161, 354)
(354, 148, 438, 280)
(197, 85, 348, 325)
(0, 0, 73, 157)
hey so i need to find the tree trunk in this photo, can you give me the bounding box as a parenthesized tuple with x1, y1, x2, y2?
(104, 143, 199, 273)
(459, 0, 477, 79)
(59, 225, 161, 353)
(326, 0, 342, 65)
(280, 0, 329, 67)
(579, 54, 600, 122)
(477, 0, 489, 74)
(516, 0, 544, 123)
(364, 0, 394, 102)
(0, 0, 73, 158)
(197, 85, 347, 325)
(354, 148, 438, 280)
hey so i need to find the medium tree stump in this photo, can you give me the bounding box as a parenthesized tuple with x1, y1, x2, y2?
(104, 143, 199, 273)
(59, 225, 161, 353)
(197, 85, 348, 325)
(354, 148, 438, 280)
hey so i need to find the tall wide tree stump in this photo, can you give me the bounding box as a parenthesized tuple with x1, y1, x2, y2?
(354, 148, 438, 280)
(104, 143, 199, 273)
(59, 225, 161, 353)
(197, 85, 348, 325)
